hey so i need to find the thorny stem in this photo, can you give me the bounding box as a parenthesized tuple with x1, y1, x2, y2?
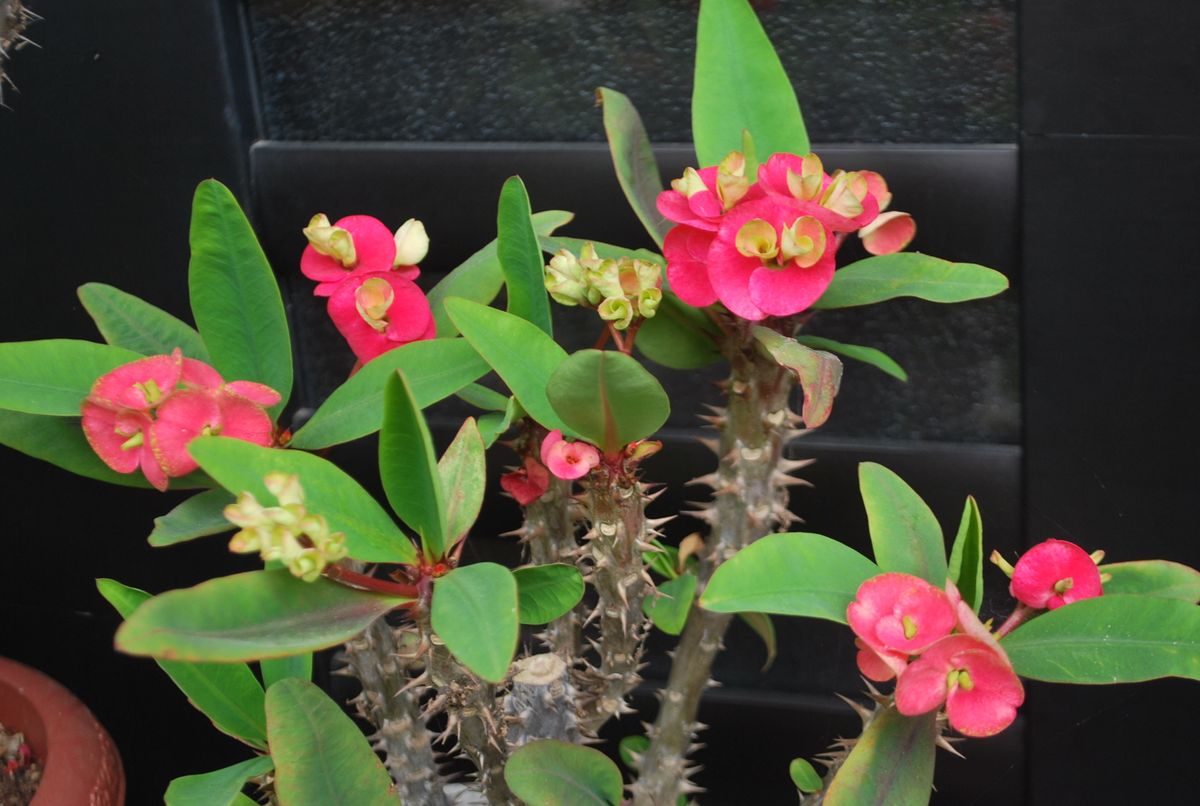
(525, 474, 582, 657)
(635, 321, 799, 805)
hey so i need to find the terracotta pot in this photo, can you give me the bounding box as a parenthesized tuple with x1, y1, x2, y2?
(0, 657, 124, 806)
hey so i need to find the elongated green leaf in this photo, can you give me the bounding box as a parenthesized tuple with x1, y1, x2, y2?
(738, 612, 778, 672)
(789, 758, 823, 793)
(456, 382, 511, 411)
(701, 533, 880, 622)
(381, 371, 446, 558)
(78, 283, 210, 362)
(598, 87, 670, 248)
(430, 210, 574, 338)
(0, 339, 142, 415)
(266, 678, 397, 806)
(115, 569, 409, 662)
(859, 463, 947, 585)
(188, 179, 292, 412)
(505, 740, 623, 806)
(1100, 560, 1200, 603)
(546, 349, 670, 453)
(446, 298, 569, 432)
(515, 564, 585, 625)
(692, 0, 808, 166)
(814, 253, 1008, 310)
(149, 488, 235, 547)
(823, 707, 936, 806)
(636, 292, 722, 370)
(753, 327, 842, 428)
(947, 496, 984, 612)
(189, 436, 416, 564)
(0, 410, 161, 488)
(644, 573, 697, 636)
(498, 177, 553, 335)
(796, 335, 907, 382)
(165, 756, 274, 806)
(261, 655, 312, 689)
(477, 396, 519, 449)
(289, 338, 488, 450)
(1002, 595, 1200, 683)
(644, 539, 681, 580)
(438, 418, 486, 546)
(97, 579, 268, 749)
(538, 235, 664, 267)
(432, 563, 518, 682)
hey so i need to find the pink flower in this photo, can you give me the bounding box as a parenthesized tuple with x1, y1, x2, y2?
(301, 215, 401, 296)
(539, 430, 600, 481)
(657, 166, 727, 232)
(707, 198, 837, 320)
(859, 211, 917, 255)
(895, 635, 1025, 737)
(89, 353, 183, 410)
(847, 573, 958, 681)
(326, 272, 436, 363)
(662, 225, 719, 307)
(1010, 539, 1104, 610)
(756, 153, 881, 232)
(500, 456, 551, 505)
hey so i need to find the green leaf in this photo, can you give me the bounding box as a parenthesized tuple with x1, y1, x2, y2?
(498, 177, 554, 335)
(1100, 560, 1200, 603)
(149, 488, 235, 547)
(0, 339, 142, 416)
(738, 611, 778, 672)
(115, 569, 409, 663)
(266, 678, 397, 806)
(429, 210, 574, 338)
(289, 338, 489, 450)
(189, 436, 416, 564)
(644, 539, 681, 580)
(752, 327, 842, 428)
(261, 655, 313, 689)
(456, 382, 512, 411)
(789, 757, 823, 793)
(515, 564, 585, 625)
(78, 283, 211, 362)
(597, 87, 671, 248)
(692, 0, 808, 166)
(505, 740, 623, 806)
(164, 756, 274, 806)
(0, 410, 170, 488)
(446, 298, 569, 432)
(618, 735, 649, 770)
(431, 563, 519, 683)
(701, 533, 880, 622)
(187, 179, 292, 413)
(380, 371, 447, 558)
(1002, 595, 1200, 683)
(538, 235, 664, 267)
(644, 572, 697, 636)
(97, 579, 268, 749)
(477, 396, 519, 449)
(859, 463, 948, 585)
(438, 418, 486, 546)
(823, 707, 936, 806)
(795, 335, 907, 382)
(546, 349, 670, 453)
(813, 253, 1008, 310)
(947, 496, 984, 612)
(636, 292, 722, 370)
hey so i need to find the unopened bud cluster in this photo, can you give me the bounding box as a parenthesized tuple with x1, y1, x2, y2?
(544, 243, 662, 329)
(225, 472, 347, 581)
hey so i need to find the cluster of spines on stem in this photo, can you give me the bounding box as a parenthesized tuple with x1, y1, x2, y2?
(0, 1, 38, 106)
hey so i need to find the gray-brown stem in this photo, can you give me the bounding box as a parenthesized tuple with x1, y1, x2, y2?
(525, 475, 582, 657)
(634, 328, 799, 805)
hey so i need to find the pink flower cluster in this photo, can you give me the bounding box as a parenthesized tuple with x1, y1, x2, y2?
(300, 214, 436, 363)
(658, 151, 916, 320)
(81, 350, 280, 491)
(848, 573, 1024, 737)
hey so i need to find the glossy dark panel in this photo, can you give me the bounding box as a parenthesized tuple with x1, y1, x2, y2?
(1021, 134, 1200, 802)
(247, 0, 1016, 144)
(254, 141, 1019, 443)
(1022, 1, 1200, 136)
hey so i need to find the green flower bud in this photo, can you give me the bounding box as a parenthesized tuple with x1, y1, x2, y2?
(544, 249, 589, 306)
(598, 296, 635, 330)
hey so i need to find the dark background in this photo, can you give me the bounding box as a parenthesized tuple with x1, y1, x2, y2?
(0, 1, 1196, 803)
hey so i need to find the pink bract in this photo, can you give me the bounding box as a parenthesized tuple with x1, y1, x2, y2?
(656, 166, 725, 231)
(757, 153, 881, 232)
(708, 199, 837, 320)
(1010, 538, 1104, 610)
(662, 226, 719, 307)
(894, 635, 1025, 738)
(90, 352, 182, 410)
(847, 572, 958, 680)
(539, 430, 600, 481)
(500, 457, 551, 506)
(180, 357, 225, 390)
(301, 215, 398, 296)
(81, 403, 150, 475)
(149, 390, 223, 476)
(326, 271, 436, 363)
(859, 211, 917, 255)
